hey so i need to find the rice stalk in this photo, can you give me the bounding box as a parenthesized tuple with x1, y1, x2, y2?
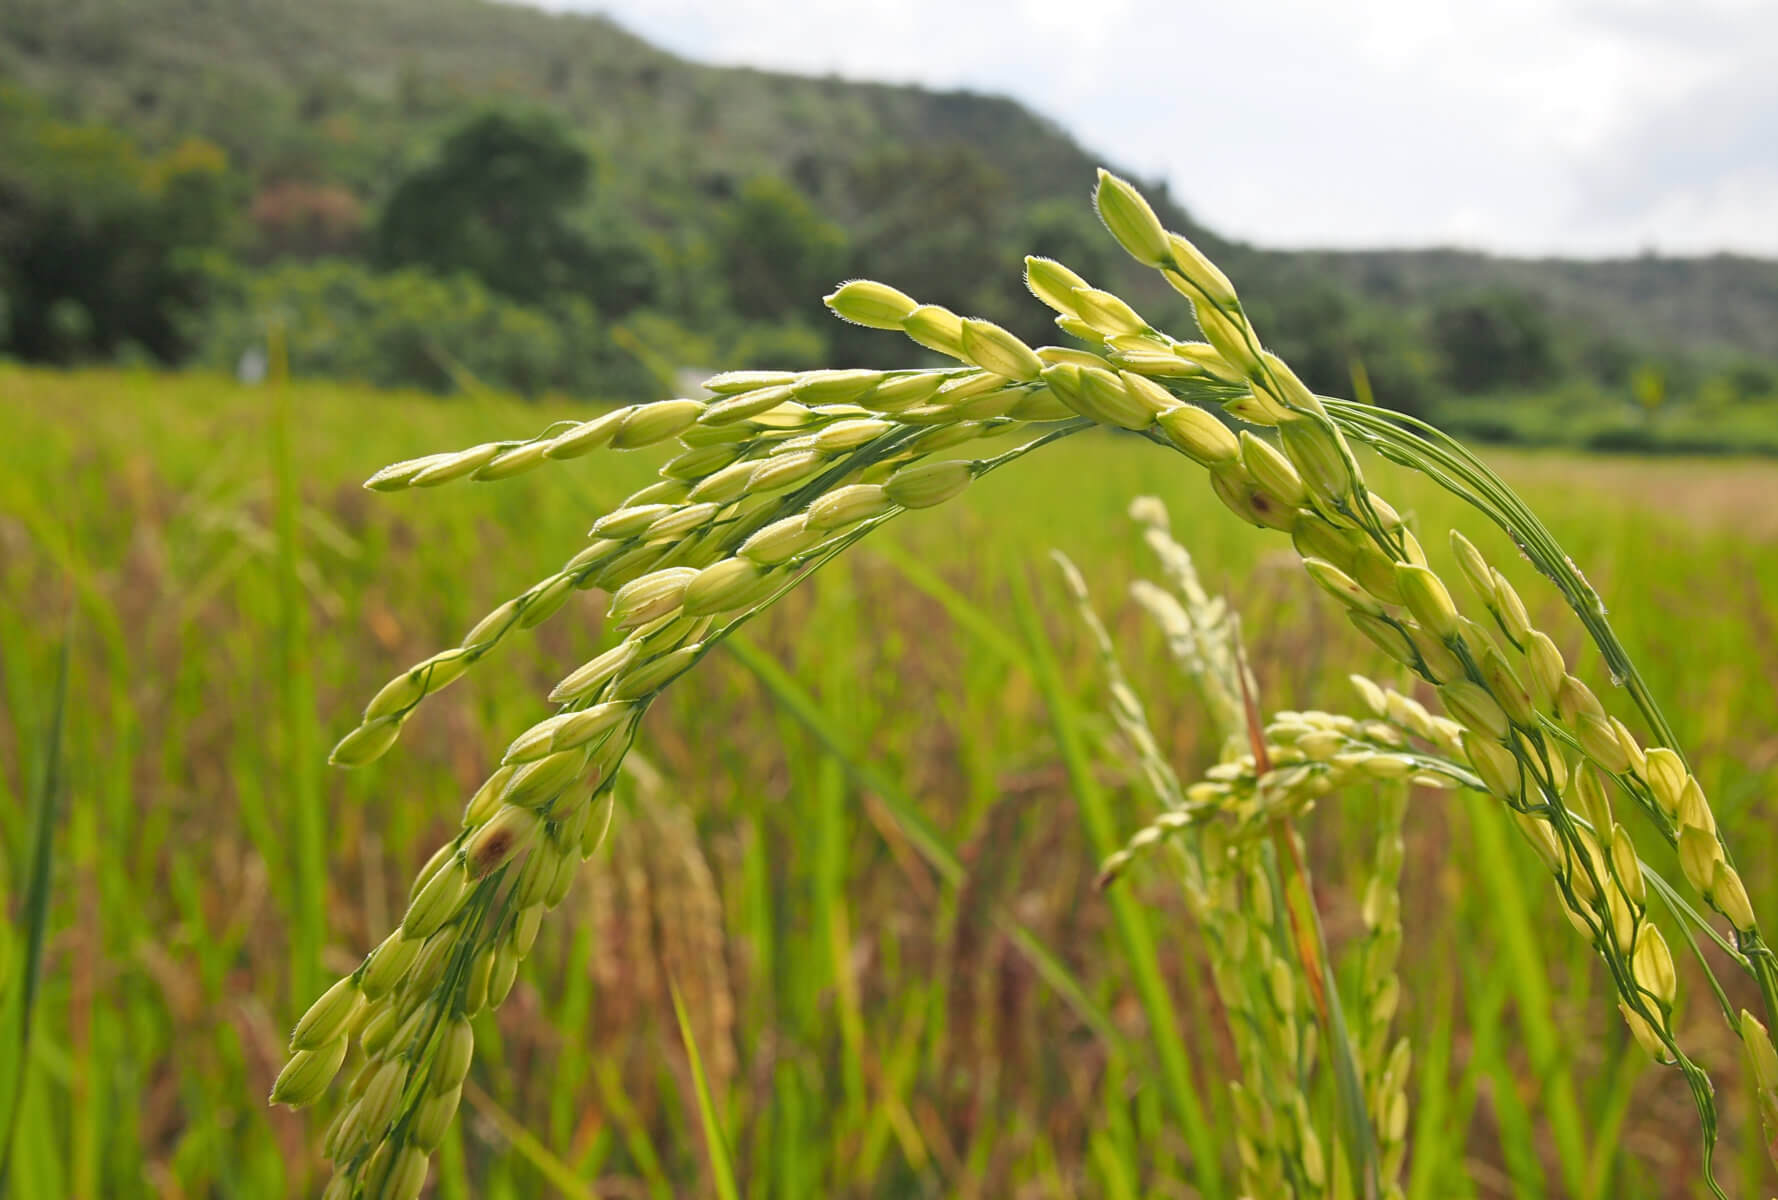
(1069, 506, 1418, 1199)
(274, 166, 1773, 1197)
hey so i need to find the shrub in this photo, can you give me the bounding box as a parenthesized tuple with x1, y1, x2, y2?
(193, 259, 660, 399)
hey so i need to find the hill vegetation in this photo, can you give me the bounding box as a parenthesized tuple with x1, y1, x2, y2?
(3, 0, 1776, 446)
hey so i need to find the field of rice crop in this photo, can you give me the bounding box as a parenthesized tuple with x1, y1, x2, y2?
(3, 363, 1777, 1198)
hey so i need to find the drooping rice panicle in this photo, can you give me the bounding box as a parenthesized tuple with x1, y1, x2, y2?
(280, 166, 1772, 1196)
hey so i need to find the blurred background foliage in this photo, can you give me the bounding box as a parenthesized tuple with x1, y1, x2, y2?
(2, 0, 1777, 450)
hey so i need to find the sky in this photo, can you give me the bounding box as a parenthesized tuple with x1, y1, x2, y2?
(530, 0, 1778, 259)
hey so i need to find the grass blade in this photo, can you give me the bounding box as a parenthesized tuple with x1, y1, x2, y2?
(1464, 795, 1590, 1196)
(269, 327, 325, 1006)
(0, 618, 69, 1192)
(671, 980, 741, 1200)
(725, 633, 1121, 1047)
(461, 1080, 599, 1200)
(1008, 567, 1227, 1195)
(875, 541, 1227, 1187)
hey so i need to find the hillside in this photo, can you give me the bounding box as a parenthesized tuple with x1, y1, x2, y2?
(0, 0, 1133, 229)
(3, 0, 1777, 402)
(1300, 247, 1778, 361)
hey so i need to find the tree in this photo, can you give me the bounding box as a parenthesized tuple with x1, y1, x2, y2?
(714, 175, 847, 323)
(997, 198, 1120, 345)
(1428, 288, 1560, 393)
(375, 109, 656, 314)
(0, 86, 236, 363)
(1245, 279, 1434, 416)
(844, 146, 1010, 316)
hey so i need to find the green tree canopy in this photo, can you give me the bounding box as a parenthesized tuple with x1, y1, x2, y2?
(714, 175, 848, 323)
(0, 86, 235, 363)
(375, 109, 657, 314)
(1429, 287, 1560, 393)
(844, 146, 1010, 317)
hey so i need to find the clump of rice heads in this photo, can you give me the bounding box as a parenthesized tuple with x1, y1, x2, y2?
(1072, 500, 1412, 1198)
(276, 168, 1778, 1199)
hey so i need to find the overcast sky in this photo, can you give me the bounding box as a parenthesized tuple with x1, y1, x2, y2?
(531, 0, 1778, 259)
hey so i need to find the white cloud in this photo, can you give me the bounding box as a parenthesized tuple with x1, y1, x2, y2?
(533, 0, 1778, 257)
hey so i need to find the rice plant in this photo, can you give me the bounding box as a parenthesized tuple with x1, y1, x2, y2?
(1065, 499, 1413, 1198)
(274, 168, 1778, 1198)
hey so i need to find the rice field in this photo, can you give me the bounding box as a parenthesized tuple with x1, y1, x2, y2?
(3, 363, 1777, 1198)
